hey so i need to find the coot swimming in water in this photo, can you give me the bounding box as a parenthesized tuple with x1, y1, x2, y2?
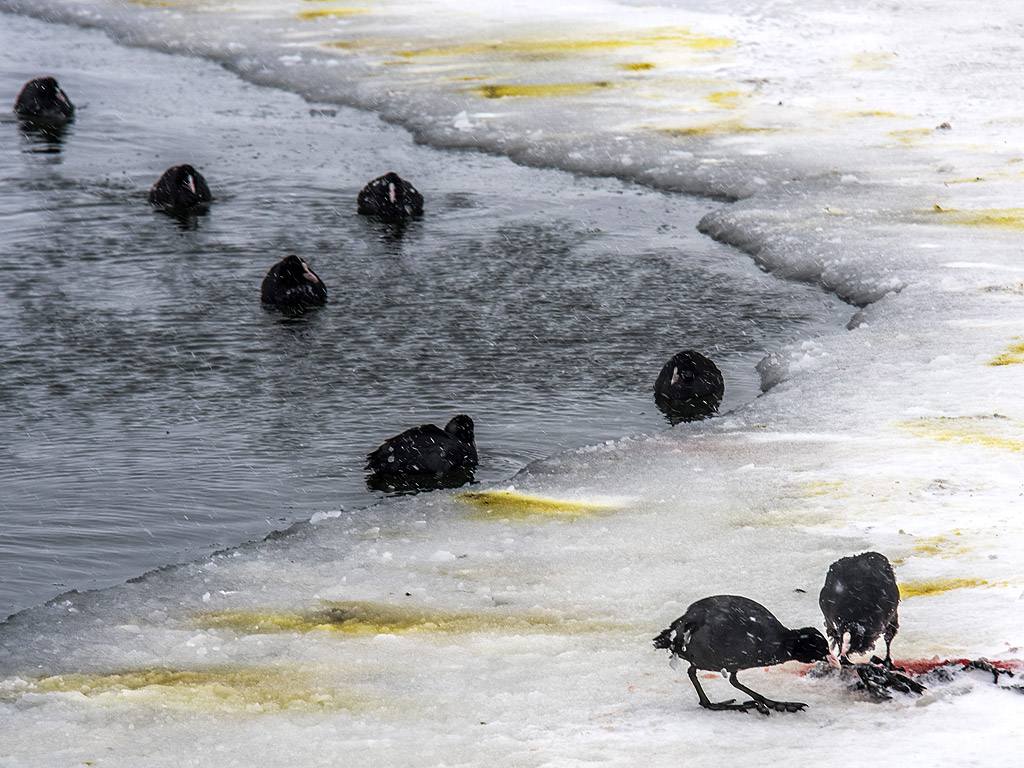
(260, 255, 327, 312)
(819, 551, 901, 667)
(654, 594, 832, 714)
(365, 415, 477, 492)
(653, 350, 724, 423)
(357, 171, 423, 218)
(14, 76, 75, 121)
(148, 164, 212, 211)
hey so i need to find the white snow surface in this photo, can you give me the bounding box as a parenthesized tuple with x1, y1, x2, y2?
(2, 0, 1024, 765)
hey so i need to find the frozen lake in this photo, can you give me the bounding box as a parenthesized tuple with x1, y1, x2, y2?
(0, 13, 848, 619)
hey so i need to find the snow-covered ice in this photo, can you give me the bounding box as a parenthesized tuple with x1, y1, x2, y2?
(1, 0, 1023, 765)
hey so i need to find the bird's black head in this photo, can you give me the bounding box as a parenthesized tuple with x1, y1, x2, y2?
(788, 627, 832, 663)
(668, 350, 717, 385)
(445, 414, 475, 443)
(279, 255, 319, 285)
(171, 164, 207, 196)
(15, 76, 75, 120)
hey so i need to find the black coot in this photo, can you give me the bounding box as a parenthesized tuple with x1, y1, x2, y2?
(260, 255, 327, 312)
(819, 551, 901, 666)
(148, 164, 212, 210)
(365, 415, 477, 492)
(357, 171, 423, 218)
(14, 76, 75, 121)
(653, 350, 724, 423)
(818, 552, 926, 698)
(654, 595, 831, 714)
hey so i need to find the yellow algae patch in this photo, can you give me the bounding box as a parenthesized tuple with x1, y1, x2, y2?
(196, 601, 626, 636)
(897, 414, 1024, 453)
(910, 532, 970, 558)
(889, 127, 933, 145)
(797, 480, 846, 498)
(706, 90, 743, 108)
(840, 110, 912, 119)
(989, 339, 1024, 366)
(393, 29, 734, 61)
(321, 40, 366, 50)
(298, 7, 367, 19)
(735, 507, 835, 529)
(927, 206, 1024, 230)
(898, 577, 991, 598)
(657, 120, 776, 137)
(456, 490, 619, 519)
(3, 667, 368, 713)
(850, 52, 897, 70)
(620, 62, 656, 71)
(469, 82, 613, 99)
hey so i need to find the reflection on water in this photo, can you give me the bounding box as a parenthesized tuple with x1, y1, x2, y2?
(0, 16, 850, 618)
(151, 204, 209, 230)
(17, 117, 72, 153)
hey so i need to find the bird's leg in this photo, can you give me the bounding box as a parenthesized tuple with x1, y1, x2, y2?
(687, 666, 759, 713)
(869, 615, 905, 671)
(728, 672, 806, 714)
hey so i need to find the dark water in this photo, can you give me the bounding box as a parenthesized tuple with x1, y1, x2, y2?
(0, 14, 850, 618)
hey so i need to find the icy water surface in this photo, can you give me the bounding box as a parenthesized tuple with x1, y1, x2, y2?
(0, 15, 849, 618)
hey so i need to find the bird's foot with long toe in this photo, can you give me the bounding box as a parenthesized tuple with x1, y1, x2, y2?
(699, 698, 764, 713)
(751, 697, 808, 715)
(853, 662, 925, 699)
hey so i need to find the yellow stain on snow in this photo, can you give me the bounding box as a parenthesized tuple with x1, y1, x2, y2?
(393, 29, 734, 61)
(706, 90, 742, 108)
(456, 490, 619, 519)
(196, 601, 626, 635)
(1, 667, 369, 713)
(321, 40, 367, 50)
(840, 110, 912, 119)
(850, 52, 897, 70)
(926, 206, 1024, 230)
(897, 414, 1024, 454)
(469, 82, 613, 99)
(298, 7, 367, 20)
(898, 577, 991, 598)
(889, 127, 934, 145)
(989, 339, 1024, 366)
(910, 531, 970, 558)
(657, 120, 776, 137)
(619, 62, 656, 71)
(797, 480, 846, 498)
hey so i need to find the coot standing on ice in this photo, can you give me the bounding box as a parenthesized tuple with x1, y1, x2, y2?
(818, 551, 925, 698)
(260, 255, 327, 312)
(148, 164, 212, 211)
(819, 551, 901, 667)
(357, 171, 424, 218)
(14, 76, 75, 121)
(654, 595, 832, 715)
(653, 350, 724, 423)
(365, 415, 477, 492)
